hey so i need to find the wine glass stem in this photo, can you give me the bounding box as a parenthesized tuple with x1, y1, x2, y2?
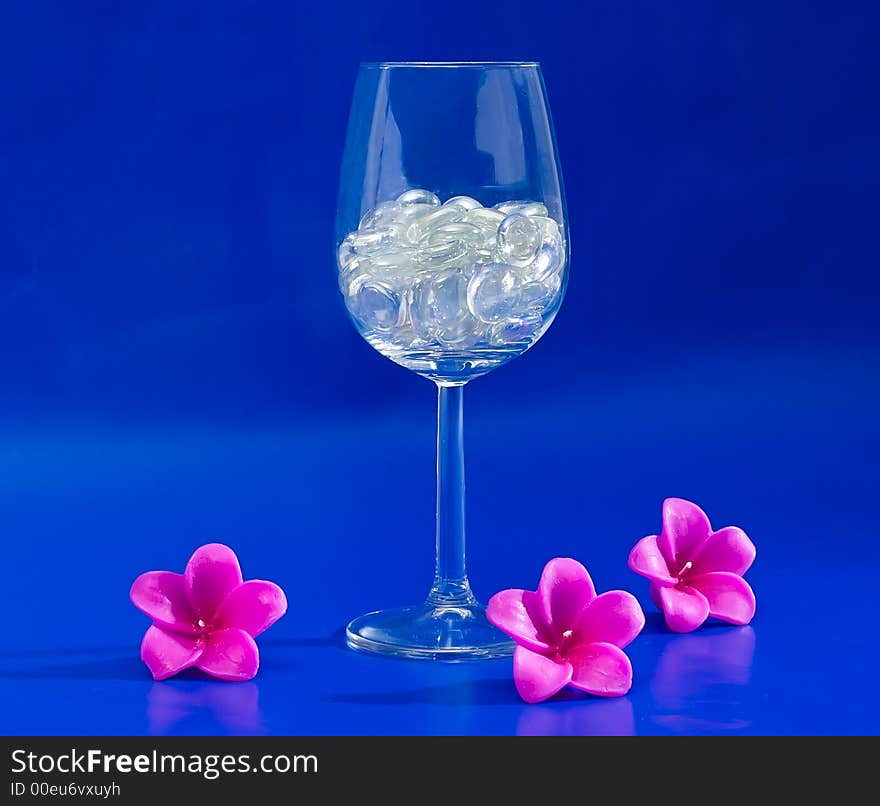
(428, 382, 476, 607)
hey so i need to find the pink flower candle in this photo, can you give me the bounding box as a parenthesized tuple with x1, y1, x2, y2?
(628, 498, 756, 633)
(487, 558, 645, 703)
(130, 543, 287, 681)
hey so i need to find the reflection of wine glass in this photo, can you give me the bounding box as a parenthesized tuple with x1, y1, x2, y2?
(336, 62, 569, 659)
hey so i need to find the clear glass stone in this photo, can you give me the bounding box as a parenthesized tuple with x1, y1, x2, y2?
(474, 245, 497, 263)
(392, 202, 436, 230)
(351, 226, 398, 253)
(531, 215, 562, 239)
(517, 216, 563, 282)
(443, 195, 482, 211)
(466, 264, 522, 323)
(529, 242, 563, 283)
(464, 208, 506, 229)
(396, 188, 441, 208)
(493, 200, 549, 217)
(411, 270, 470, 337)
(408, 206, 466, 242)
(351, 281, 401, 333)
(415, 239, 470, 269)
(518, 273, 562, 312)
(387, 325, 424, 349)
(487, 315, 542, 346)
(359, 201, 399, 231)
(337, 234, 358, 269)
(425, 222, 485, 246)
(462, 209, 505, 255)
(437, 317, 485, 348)
(366, 249, 421, 284)
(338, 256, 367, 297)
(517, 202, 549, 217)
(497, 213, 542, 267)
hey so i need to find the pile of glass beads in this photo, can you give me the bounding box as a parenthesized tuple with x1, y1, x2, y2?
(337, 189, 565, 351)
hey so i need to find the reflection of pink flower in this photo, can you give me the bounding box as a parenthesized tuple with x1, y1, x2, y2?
(147, 682, 264, 735)
(517, 698, 635, 736)
(487, 558, 645, 703)
(650, 626, 755, 732)
(628, 498, 756, 633)
(130, 544, 287, 681)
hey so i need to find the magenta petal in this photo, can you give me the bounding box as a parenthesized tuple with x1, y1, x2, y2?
(197, 628, 259, 681)
(215, 580, 288, 637)
(575, 591, 645, 649)
(567, 642, 633, 697)
(486, 589, 552, 653)
(628, 535, 676, 585)
(140, 625, 203, 681)
(184, 543, 243, 621)
(689, 571, 756, 625)
(691, 526, 756, 576)
(513, 646, 573, 704)
(658, 498, 712, 568)
(130, 571, 196, 633)
(658, 584, 710, 633)
(536, 558, 596, 636)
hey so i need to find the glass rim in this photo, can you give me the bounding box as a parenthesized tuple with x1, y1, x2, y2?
(361, 61, 540, 69)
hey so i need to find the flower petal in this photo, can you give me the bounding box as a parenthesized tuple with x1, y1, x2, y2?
(513, 646, 573, 704)
(575, 591, 646, 649)
(689, 571, 756, 625)
(184, 543, 243, 621)
(197, 628, 259, 681)
(658, 498, 713, 568)
(130, 571, 196, 633)
(486, 589, 552, 653)
(140, 625, 203, 681)
(691, 526, 756, 576)
(628, 535, 676, 585)
(658, 584, 710, 633)
(215, 580, 288, 637)
(567, 642, 633, 697)
(537, 558, 596, 637)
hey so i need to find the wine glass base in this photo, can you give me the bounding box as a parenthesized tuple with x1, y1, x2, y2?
(346, 602, 515, 660)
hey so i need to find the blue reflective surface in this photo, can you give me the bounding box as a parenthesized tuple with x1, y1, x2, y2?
(1, 348, 878, 734)
(1, 1, 879, 735)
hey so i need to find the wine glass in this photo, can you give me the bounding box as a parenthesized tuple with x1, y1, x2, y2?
(336, 62, 568, 659)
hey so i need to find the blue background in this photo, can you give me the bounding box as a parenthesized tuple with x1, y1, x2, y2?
(1, 1, 878, 735)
